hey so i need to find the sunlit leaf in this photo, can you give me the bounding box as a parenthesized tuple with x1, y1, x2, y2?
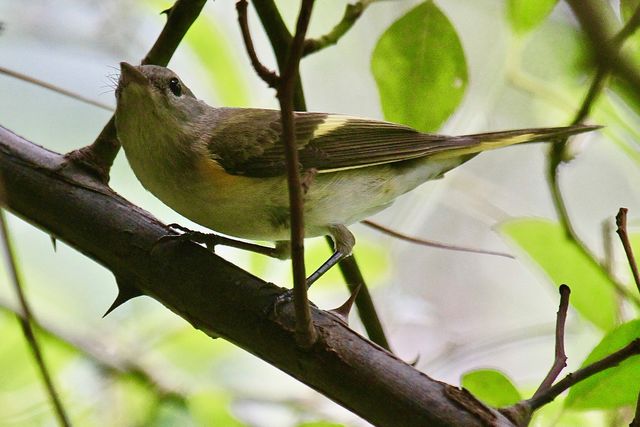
(507, 0, 559, 34)
(565, 320, 640, 409)
(500, 219, 617, 330)
(371, 1, 467, 132)
(461, 369, 522, 407)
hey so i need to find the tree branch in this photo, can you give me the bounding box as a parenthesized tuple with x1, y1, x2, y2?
(615, 207, 640, 295)
(532, 285, 570, 399)
(236, 0, 317, 346)
(65, 0, 207, 182)
(525, 338, 640, 410)
(236, 1, 279, 87)
(276, 0, 317, 347)
(361, 220, 514, 259)
(249, 0, 392, 351)
(252, 0, 306, 110)
(0, 125, 516, 426)
(302, 0, 370, 56)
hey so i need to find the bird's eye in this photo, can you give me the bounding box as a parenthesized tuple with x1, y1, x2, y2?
(168, 78, 182, 96)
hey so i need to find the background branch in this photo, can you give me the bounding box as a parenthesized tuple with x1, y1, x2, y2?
(615, 208, 640, 294)
(546, 1, 640, 307)
(532, 284, 570, 399)
(0, 207, 71, 426)
(302, 1, 370, 56)
(362, 219, 514, 258)
(525, 338, 640, 410)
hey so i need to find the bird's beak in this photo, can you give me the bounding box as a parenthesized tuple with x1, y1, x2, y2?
(118, 62, 148, 89)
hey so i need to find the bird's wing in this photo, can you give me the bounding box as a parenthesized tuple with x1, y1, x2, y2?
(205, 108, 597, 177)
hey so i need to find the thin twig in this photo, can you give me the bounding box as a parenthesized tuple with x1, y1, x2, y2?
(277, 0, 318, 347)
(0, 208, 71, 426)
(250, 0, 391, 350)
(615, 208, 640, 295)
(302, 1, 370, 56)
(237, 0, 317, 346)
(532, 284, 570, 399)
(252, 0, 306, 109)
(526, 338, 640, 410)
(361, 220, 514, 259)
(236, 1, 279, 87)
(0, 66, 113, 111)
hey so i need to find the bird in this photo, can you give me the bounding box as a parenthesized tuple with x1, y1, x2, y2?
(114, 62, 598, 286)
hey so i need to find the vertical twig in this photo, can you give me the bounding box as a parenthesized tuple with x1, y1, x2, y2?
(532, 284, 571, 399)
(615, 208, 640, 295)
(276, 0, 317, 347)
(246, 0, 391, 350)
(236, 0, 317, 346)
(0, 207, 71, 427)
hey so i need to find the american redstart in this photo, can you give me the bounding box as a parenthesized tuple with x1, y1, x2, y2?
(115, 62, 598, 285)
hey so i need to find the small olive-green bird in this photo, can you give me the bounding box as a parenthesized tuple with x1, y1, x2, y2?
(115, 62, 597, 285)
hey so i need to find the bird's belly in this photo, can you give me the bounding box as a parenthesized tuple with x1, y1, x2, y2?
(140, 156, 463, 242)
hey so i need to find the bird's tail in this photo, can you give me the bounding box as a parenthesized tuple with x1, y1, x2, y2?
(429, 124, 600, 159)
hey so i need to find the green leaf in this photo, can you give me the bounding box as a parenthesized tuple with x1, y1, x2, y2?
(461, 369, 522, 407)
(565, 320, 640, 409)
(500, 219, 617, 330)
(507, 0, 559, 34)
(371, 1, 467, 132)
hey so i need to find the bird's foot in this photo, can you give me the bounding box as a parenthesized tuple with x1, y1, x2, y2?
(156, 223, 220, 252)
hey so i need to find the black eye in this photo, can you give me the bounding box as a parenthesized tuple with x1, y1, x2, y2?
(168, 78, 182, 96)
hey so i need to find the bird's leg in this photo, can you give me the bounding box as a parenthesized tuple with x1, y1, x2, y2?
(160, 223, 285, 258)
(305, 224, 355, 287)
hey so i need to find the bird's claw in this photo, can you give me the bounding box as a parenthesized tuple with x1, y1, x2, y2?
(155, 224, 220, 252)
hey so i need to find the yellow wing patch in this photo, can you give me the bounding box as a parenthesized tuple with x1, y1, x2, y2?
(311, 115, 358, 138)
